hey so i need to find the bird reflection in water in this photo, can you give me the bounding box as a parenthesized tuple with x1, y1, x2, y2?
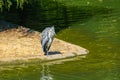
(40, 64, 53, 80)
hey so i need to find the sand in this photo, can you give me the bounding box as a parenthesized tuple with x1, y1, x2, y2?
(0, 26, 89, 62)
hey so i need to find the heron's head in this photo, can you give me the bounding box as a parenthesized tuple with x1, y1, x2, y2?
(49, 26, 56, 35)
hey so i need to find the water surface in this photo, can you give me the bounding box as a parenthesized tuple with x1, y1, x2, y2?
(0, 0, 120, 80)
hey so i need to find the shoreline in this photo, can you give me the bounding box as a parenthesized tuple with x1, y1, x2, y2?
(0, 25, 89, 63)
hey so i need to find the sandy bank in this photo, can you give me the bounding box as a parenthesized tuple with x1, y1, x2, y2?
(0, 25, 89, 62)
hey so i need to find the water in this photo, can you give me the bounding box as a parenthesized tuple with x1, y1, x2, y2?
(0, 0, 120, 80)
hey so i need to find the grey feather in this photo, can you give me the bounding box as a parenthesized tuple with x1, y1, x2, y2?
(41, 26, 55, 55)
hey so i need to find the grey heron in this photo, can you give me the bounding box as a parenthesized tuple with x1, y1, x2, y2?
(41, 26, 56, 55)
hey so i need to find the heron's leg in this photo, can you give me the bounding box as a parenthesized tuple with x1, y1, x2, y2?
(43, 44, 48, 55)
(44, 51, 47, 55)
(44, 47, 48, 55)
(44, 49, 50, 55)
(45, 45, 49, 56)
(47, 52, 48, 55)
(44, 52, 48, 55)
(44, 52, 49, 56)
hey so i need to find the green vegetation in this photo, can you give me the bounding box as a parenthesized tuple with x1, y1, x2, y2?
(0, 0, 115, 32)
(0, 0, 120, 80)
(0, 0, 29, 11)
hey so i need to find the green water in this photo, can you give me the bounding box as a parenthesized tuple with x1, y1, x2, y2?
(0, 0, 120, 80)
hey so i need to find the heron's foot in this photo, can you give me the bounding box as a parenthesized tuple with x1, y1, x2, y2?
(44, 53, 47, 55)
(44, 52, 49, 56)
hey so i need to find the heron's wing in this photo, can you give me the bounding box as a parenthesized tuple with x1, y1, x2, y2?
(41, 33, 49, 53)
(41, 27, 55, 53)
(41, 27, 50, 41)
(41, 27, 50, 34)
(41, 32, 48, 45)
(41, 28, 50, 52)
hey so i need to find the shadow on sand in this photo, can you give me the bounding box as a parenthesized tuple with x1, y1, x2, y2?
(47, 51, 61, 55)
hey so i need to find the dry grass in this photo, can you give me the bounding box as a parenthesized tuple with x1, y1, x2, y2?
(0, 26, 88, 62)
